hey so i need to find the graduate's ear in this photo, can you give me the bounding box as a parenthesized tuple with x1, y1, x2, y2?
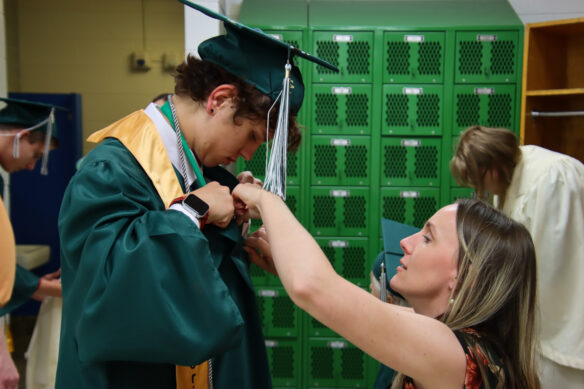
(206, 84, 238, 114)
(16, 129, 33, 143)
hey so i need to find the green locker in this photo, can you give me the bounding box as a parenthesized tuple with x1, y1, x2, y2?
(311, 136, 371, 186)
(236, 137, 302, 185)
(248, 185, 300, 236)
(256, 287, 301, 338)
(312, 31, 374, 83)
(380, 187, 441, 228)
(309, 187, 369, 237)
(311, 84, 372, 135)
(306, 315, 338, 338)
(380, 137, 442, 187)
(382, 85, 444, 135)
(383, 31, 445, 84)
(455, 31, 520, 84)
(316, 237, 371, 287)
(265, 338, 302, 388)
(450, 187, 476, 203)
(453, 84, 516, 135)
(306, 338, 368, 388)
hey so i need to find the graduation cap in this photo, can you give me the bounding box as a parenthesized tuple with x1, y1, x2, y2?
(179, 0, 339, 199)
(372, 218, 420, 302)
(0, 97, 67, 175)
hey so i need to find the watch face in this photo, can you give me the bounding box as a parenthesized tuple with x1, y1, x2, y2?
(184, 194, 210, 216)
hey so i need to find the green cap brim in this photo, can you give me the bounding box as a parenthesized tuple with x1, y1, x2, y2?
(0, 97, 67, 138)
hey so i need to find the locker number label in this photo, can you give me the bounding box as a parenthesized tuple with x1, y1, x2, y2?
(405, 35, 424, 43)
(401, 139, 421, 147)
(333, 34, 353, 42)
(400, 191, 420, 198)
(403, 87, 423, 95)
(332, 87, 352, 95)
(330, 190, 350, 197)
(331, 138, 351, 146)
(329, 240, 349, 248)
(477, 34, 497, 42)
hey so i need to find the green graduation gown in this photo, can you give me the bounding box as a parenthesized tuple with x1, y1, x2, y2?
(0, 265, 40, 316)
(0, 178, 40, 315)
(56, 109, 271, 388)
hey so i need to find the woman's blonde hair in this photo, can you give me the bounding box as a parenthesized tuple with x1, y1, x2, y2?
(450, 126, 521, 199)
(392, 199, 540, 389)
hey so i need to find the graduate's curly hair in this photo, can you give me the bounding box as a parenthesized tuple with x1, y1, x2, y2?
(173, 55, 301, 152)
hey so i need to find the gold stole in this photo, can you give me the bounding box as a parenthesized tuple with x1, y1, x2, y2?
(0, 196, 16, 307)
(88, 110, 209, 389)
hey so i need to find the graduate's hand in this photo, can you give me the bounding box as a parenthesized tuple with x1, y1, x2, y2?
(234, 171, 263, 225)
(243, 227, 278, 276)
(192, 181, 234, 228)
(232, 183, 265, 220)
(0, 333, 19, 389)
(236, 170, 263, 186)
(32, 269, 62, 301)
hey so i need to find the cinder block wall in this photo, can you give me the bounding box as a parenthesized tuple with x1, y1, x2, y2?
(4, 0, 184, 155)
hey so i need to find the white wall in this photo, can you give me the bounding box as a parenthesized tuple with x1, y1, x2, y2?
(508, 0, 584, 24)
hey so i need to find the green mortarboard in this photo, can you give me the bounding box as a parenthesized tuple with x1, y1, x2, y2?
(0, 97, 64, 134)
(179, 0, 338, 115)
(372, 218, 420, 300)
(0, 97, 67, 174)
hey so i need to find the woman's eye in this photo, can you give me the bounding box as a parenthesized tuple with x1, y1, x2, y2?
(422, 235, 431, 243)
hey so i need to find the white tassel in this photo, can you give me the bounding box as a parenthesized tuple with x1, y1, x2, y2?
(263, 62, 291, 200)
(40, 109, 55, 175)
(12, 131, 21, 158)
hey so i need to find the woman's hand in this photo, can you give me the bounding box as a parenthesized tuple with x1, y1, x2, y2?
(232, 183, 266, 220)
(243, 227, 278, 276)
(234, 171, 263, 225)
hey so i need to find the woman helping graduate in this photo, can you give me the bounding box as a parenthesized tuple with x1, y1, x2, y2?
(234, 184, 541, 389)
(56, 1, 336, 388)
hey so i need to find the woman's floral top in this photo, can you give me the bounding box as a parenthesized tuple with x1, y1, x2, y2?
(403, 328, 505, 389)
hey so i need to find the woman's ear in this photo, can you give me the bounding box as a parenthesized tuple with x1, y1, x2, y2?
(206, 84, 238, 114)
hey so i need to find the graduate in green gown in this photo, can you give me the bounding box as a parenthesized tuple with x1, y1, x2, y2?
(56, 2, 336, 388)
(0, 97, 64, 388)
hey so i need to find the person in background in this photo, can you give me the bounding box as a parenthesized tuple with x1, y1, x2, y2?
(450, 125, 584, 388)
(56, 1, 334, 388)
(0, 97, 64, 389)
(235, 183, 541, 389)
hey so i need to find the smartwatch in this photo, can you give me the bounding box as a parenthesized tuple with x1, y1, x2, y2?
(182, 194, 210, 229)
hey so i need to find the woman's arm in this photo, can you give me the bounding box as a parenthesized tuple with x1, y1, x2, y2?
(234, 184, 465, 387)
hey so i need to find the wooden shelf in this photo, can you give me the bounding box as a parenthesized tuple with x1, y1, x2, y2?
(526, 88, 584, 97)
(521, 18, 584, 163)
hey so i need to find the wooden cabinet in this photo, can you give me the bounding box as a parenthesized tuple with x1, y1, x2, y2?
(520, 18, 584, 162)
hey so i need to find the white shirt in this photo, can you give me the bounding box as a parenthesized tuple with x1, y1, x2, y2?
(503, 145, 584, 369)
(143, 103, 201, 228)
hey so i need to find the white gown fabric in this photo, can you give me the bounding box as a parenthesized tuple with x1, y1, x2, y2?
(502, 145, 584, 385)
